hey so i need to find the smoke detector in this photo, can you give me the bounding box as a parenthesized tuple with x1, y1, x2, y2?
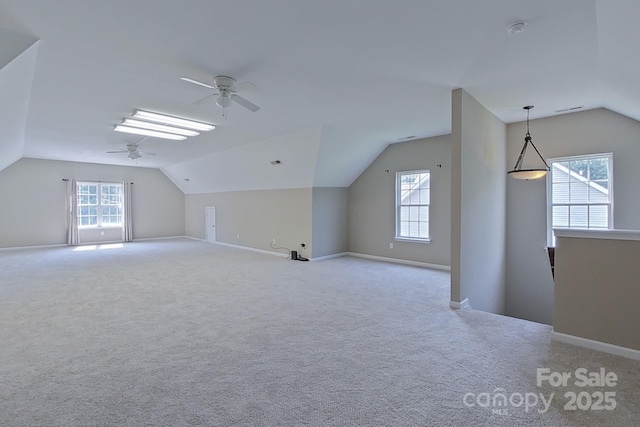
(506, 21, 527, 34)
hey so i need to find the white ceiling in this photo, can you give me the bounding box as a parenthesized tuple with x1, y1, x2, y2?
(0, 0, 638, 192)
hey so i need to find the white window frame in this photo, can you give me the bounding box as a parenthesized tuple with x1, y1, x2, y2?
(546, 153, 613, 246)
(395, 170, 431, 243)
(77, 181, 123, 228)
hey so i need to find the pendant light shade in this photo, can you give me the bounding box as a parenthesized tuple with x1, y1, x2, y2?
(508, 105, 549, 180)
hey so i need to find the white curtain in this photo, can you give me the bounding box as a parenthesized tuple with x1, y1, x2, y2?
(123, 181, 133, 242)
(66, 179, 79, 245)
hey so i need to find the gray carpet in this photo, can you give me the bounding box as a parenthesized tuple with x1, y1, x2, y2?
(1, 238, 638, 426)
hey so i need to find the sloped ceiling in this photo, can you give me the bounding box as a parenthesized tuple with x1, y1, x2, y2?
(0, 1, 639, 193)
(0, 28, 38, 171)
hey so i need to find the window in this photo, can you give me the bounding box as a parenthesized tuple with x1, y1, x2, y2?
(396, 170, 430, 241)
(547, 153, 613, 245)
(77, 182, 123, 227)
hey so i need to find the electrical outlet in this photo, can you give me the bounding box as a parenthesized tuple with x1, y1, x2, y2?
(100, 231, 105, 236)
(272, 238, 276, 245)
(237, 234, 240, 239)
(389, 243, 393, 249)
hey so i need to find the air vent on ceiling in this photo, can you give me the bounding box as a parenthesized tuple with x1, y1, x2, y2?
(554, 105, 584, 113)
(397, 135, 416, 141)
(270, 160, 282, 165)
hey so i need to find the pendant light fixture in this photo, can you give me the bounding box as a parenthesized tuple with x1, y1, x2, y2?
(508, 105, 549, 180)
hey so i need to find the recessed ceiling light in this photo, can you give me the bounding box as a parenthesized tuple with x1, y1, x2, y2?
(506, 21, 527, 34)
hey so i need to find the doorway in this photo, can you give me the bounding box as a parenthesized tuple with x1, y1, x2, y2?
(205, 207, 216, 243)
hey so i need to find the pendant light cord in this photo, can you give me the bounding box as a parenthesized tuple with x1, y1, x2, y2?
(525, 108, 549, 168)
(512, 106, 549, 171)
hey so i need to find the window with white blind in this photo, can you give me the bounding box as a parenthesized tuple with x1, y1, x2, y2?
(396, 170, 430, 242)
(77, 182, 123, 228)
(547, 153, 613, 246)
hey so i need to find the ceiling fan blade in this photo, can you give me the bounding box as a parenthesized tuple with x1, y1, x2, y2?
(107, 150, 128, 154)
(231, 94, 260, 112)
(193, 93, 218, 105)
(180, 77, 215, 89)
(233, 81, 257, 92)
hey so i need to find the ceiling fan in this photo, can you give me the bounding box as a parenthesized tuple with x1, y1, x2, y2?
(180, 75, 260, 115)
(107, 144, 156, 160)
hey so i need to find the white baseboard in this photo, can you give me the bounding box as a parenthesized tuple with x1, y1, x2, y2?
(551, 331, 640, 361)
(0, 243, 68, 252)
(133, 235, 186, 242)
(449, 298, 471, 310)
(183, 236, 206, 242)
(345, 252, 451, 271)
(310, 252, 349, 262)
(213, 241, 289, 258)
(78, 239, 124, 245)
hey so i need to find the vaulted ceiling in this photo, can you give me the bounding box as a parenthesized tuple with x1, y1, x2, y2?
(1, 0, 638, 193)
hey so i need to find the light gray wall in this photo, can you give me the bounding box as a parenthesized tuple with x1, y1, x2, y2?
(312, 187, 349, 258)
(451, 89, 507, 314)
(185, 188, 313, 257)
(348, 135, 451, 267)
(506, 108, 640, 325)
(0, 158, 185, 248)
(555, 234, 640, 350)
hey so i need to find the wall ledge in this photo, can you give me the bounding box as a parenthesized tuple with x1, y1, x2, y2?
(551, 331, 640, 361)
(554, 228, 640, 241)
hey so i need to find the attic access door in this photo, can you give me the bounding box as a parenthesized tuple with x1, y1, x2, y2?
(205, 207, 216, 243)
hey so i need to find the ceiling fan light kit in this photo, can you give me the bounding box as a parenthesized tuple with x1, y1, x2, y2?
(508, 105, 550, 180)
(216, 94, 232, 108)
(181, 74, 260, 118)
(107, 143, 156, 160)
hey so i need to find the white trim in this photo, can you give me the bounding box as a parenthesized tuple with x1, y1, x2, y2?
(551, 331, 640, 361)
(547, 153, 614, 246)
(183, 236, 206, 242)
(310, 252, 349, 262)
(345, 252, 450, 271)
(133, 235, 187, 242)
(78, 239, 123, 245)
(449, 298, 471, 310)
(0, 243, 68, 252)
(553, 228, 640, 242)
(396, 169, 431, 241)
(394, 237, 431, 244)
(214, 241, 289, 258)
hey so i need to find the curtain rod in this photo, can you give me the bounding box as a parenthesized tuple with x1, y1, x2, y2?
(61, 179, 133, 184)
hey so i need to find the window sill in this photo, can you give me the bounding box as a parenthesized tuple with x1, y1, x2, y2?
(394, 237, 431, 244)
